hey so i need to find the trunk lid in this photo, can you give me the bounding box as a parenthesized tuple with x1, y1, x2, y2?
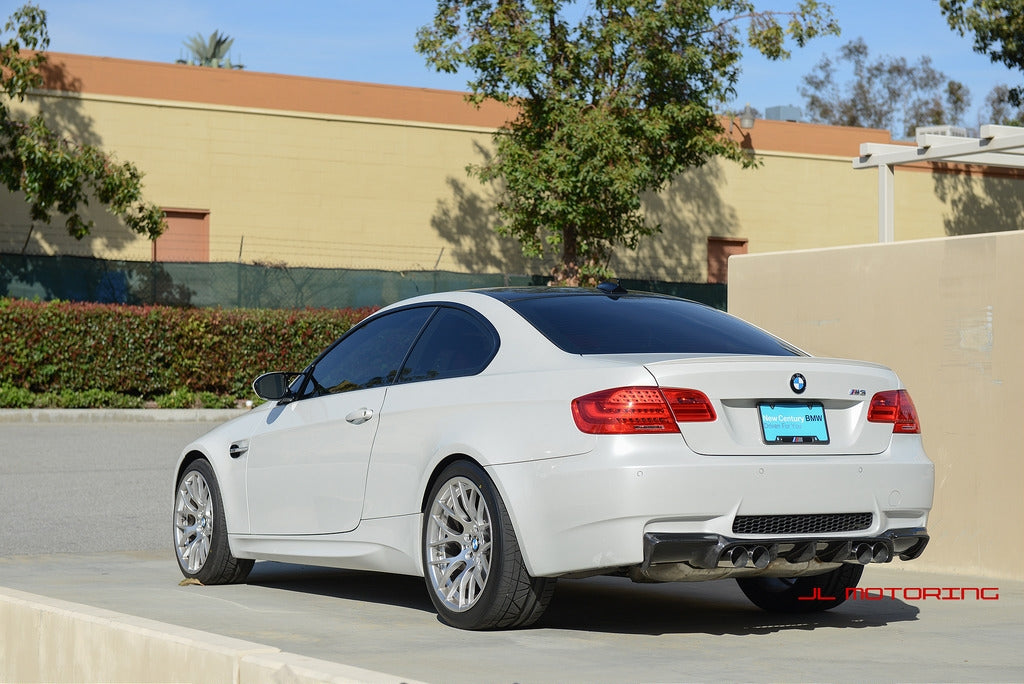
(643, 356, 900, 456)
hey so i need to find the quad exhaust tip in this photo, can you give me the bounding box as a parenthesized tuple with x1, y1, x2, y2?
(720, 541, 893, 568)
(854, 542, 893, 564)
(721, 545, 775, 569)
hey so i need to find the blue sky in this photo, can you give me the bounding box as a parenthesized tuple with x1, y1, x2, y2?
(5, 0, 1019, 129)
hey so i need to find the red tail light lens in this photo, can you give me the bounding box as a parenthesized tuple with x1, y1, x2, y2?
(867, 390, 921, 434)
(571, 387, 716, 434)
(661, 388, 717, 422)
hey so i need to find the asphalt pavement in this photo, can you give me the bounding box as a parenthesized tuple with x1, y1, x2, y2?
(1, 412, 1021, 683)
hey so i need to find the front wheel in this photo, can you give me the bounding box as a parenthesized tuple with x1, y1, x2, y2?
(173, 459, 253, 585)
(422, 461, 555, 630)
(737, 563, 864, 613)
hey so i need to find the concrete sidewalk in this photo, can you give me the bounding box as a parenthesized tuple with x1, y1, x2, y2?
(1, 551, 1021, 684)
(0, 408, 248, 423)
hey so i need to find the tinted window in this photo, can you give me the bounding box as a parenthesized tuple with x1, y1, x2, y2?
(399, 307, 498, 383)
(306, 307, 433, 395)
(506, 295, 800, 356)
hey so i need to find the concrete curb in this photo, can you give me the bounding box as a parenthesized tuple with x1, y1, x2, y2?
(0, 408, 249, 423)
(0, 586, 425, 684)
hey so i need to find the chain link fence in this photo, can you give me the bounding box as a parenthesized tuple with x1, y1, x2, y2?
(0, 254, 726, 310)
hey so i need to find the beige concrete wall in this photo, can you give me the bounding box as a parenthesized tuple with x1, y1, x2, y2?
(0, 585, 419, 679)
(728, 231, 1024, 580)
(0, 587, 420, 683)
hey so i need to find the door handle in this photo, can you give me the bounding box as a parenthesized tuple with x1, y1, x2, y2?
(345, 408, 374, 425)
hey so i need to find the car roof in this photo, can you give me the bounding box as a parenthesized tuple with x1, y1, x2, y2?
(470, 285, 683, 304)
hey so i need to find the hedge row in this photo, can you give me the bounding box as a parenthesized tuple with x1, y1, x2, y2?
(0, 298, 377, 401)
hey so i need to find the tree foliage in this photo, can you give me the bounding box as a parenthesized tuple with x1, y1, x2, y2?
(0, 3, 165, 240)
(800, 38, 970, 139)
(940, 0, 1024, 107)
(983, 84, 1024, 125)
(417, 0, 838, 284)
(176, 30, 244, 69)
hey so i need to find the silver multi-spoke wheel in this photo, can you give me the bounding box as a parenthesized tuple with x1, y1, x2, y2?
(175, 470, 213, 573)
(425, 476, 493, 612)
(172, 460, 253, 584)
(421, 461, 555, 630)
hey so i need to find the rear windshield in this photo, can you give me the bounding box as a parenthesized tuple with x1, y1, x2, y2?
(505, 294, 802, 356)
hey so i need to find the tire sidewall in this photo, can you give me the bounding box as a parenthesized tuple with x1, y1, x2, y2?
(174, 459, 231, 583)
(422, 461, 510, 630)
(737, 563, 865, 613)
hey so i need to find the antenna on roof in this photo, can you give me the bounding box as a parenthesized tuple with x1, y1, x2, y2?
(597, 281, 628, 295)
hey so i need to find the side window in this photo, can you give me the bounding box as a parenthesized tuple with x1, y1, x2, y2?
(307, 307, 433, 396)
(399, 307, 498, 383)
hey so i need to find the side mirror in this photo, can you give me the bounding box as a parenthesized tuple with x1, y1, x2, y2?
(252, 371, 299, 402)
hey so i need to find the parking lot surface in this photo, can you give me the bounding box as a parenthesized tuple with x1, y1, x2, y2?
(1, 552, 1021, 683)
(1, 415, 1021, 683)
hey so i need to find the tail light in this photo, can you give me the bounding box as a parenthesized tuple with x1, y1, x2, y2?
(571, 387, 715, 434)
(867, 390, 921, 434)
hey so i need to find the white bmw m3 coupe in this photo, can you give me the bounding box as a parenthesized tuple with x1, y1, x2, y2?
(173, 284, 934, 630)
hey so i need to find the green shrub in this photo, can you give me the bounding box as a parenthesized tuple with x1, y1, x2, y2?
(154, 389, 238, 409)
(0, 298, 376, 405)
(0, 384, 34, 408)
(0, 385, 146, 408)
(32, 389, 145, 409)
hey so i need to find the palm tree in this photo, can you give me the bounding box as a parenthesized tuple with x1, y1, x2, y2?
(176, 30, 243, 69)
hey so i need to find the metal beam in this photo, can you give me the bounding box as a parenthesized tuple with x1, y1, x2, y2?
(854, 124, 1024, 243)
(855, 131, 1024, 169)
(878, 164, 895, 243)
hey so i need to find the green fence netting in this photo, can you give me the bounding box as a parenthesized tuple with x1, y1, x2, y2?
(0, 254, 726, 310)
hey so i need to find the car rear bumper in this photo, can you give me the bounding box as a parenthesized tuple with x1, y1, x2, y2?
(488, 434, 934, 578)
(631, 527, 928, 581)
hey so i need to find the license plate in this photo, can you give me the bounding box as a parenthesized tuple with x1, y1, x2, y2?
(758, 402, 829, 444)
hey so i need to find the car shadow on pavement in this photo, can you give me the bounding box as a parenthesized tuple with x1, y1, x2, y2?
(243, 562, 919, 635)
(246, 561, 435, 614)
(540, 575, 920, 636)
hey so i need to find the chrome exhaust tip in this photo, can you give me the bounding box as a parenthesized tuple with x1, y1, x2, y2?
(749, 545, 772, 569)
(872, 542, 892, 563)
(723, 546, 749, 568)
(854, 543, 874, 564)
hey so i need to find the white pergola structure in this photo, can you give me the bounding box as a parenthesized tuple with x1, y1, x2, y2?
(853, 124, 1024, 242)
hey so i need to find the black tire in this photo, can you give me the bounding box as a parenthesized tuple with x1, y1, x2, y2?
(422, 461, 555, 630)
(737, 563, 864, 613)
(173, 459, 253, 585)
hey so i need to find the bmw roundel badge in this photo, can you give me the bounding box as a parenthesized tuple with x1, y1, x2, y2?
(790, 373, 806, 394)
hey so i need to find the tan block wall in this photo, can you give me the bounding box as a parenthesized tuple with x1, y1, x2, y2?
(728, 231, 1024, 580)
(1, 54, 1021, 281)
(2, 93, 529, 273)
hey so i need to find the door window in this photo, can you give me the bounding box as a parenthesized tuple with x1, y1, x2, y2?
(398, 307, 498, 383)
(307, 306, 433, 395)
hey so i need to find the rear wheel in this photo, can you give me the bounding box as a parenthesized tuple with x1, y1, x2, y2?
(423, 461, 555, 630)
(737, 563, 864, 613)
(173, 459, 253, 584)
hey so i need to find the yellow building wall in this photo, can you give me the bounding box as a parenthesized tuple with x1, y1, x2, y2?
(1, 54, 1020, 282)
(2, 93, 530, 274)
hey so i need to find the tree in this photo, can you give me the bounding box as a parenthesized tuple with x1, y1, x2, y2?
(940, 0, 1024, 106)
(176, 30, 244, 69)
(0, 3, 164, 240)
(983, 85, 1024, 126)
(416, 0, 839, 284)
(800, 38, 970, 139)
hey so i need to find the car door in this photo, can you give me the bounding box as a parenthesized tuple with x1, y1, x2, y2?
(361, 306, 501, 519)
(245, 306, 434, 535)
